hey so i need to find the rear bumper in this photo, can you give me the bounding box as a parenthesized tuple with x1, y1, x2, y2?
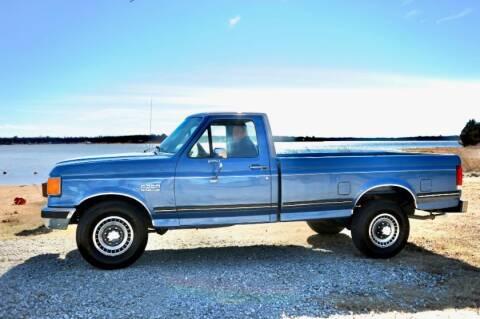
(435, 200, 468, 213)
(41, 206, 76, 229)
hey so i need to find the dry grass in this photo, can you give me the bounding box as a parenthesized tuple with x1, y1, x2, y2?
(407, 146, 480, 173)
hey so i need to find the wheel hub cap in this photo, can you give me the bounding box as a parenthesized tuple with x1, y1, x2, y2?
(381, 226, 392, 236)
(93, 216, 134, 256)
(106, 230, 121, 243)
(368, 213, 400, 248)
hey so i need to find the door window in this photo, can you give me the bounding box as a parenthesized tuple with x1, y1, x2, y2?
(188, 129, 210, 158)
(189, 120, 258, 158)
(211, 124, 227, 152)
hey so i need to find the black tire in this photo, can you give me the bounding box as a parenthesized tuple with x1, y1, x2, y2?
(76, 200, 148, 269)
(351, 200, 409, 258)
(307, 219, 345, 235)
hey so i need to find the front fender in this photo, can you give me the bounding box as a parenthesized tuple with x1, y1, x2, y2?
(47, 179, 154, 215)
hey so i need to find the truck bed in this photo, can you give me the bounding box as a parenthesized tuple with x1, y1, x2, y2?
(277, 151, 441, 157)
(276, 151, 460, 221)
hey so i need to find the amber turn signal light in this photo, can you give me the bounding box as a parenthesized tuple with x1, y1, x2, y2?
(47, 177, 62, 196)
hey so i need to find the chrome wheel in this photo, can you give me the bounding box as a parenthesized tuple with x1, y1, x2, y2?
(368, 213, 400, 248)
(92, 216, 134, 256)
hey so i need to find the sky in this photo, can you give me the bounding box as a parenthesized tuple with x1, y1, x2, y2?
(0, 0, 479, 138)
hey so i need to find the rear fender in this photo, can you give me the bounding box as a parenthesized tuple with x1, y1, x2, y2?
(354, 178, 417, 209)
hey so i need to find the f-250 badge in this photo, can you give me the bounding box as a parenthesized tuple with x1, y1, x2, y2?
(140, 183, 161, 192)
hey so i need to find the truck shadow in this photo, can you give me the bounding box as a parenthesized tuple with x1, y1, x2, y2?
(0, 234, 478, 318)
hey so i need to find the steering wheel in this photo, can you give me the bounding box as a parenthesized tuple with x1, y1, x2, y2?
(196, 143, 208, 157)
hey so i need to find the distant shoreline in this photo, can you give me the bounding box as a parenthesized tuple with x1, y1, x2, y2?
(0, 134, 167, 145)
(279, 135, 459, 142)
(0, 135, 460, 145)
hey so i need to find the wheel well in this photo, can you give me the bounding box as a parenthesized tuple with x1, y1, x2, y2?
(354, 186, 416, 216)
(70, 195, 153, 227)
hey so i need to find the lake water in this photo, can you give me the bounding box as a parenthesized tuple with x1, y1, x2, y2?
(0, 141, 460, 185)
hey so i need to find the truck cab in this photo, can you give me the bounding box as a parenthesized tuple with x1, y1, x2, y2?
(171, 113, 277, 226)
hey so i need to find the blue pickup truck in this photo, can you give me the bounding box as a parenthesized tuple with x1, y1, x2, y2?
(42, 113, 467, 269)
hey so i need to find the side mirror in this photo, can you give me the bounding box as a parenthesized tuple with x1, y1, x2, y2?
(213, 147, 227, 159)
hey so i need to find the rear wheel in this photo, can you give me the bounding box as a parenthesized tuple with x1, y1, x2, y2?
(76, 201, 148, 269)
(307, 219, 346, 235)
(351, 200, 409, 258)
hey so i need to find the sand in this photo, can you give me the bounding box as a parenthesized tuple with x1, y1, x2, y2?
(0, 184, 46, 238)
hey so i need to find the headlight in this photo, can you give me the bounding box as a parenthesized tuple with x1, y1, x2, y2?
(47, 177, 62, 196)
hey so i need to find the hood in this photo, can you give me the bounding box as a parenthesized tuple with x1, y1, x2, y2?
(57, 152, 157, 165)
(50, 151, 174, 178)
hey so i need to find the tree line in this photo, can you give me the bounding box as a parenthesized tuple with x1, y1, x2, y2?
(0, 134, 167, 145)
(460, 119, 480, 146)
(1, 120, 478, 146)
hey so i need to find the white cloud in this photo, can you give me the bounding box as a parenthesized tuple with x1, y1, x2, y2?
(0, 124, 79, 137)
(0, 124, 37, 130)
(140, 82, 480, 138)
(405, 9, 421, 19)
(228, 16, 241, 28)
(7, 73, 479, 138)
(436, 8, 473, 24)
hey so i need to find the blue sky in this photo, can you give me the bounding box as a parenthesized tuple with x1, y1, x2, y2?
(1, 0, 479, 137)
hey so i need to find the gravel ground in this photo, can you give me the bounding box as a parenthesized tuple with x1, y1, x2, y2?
(0, 221, 479, 319)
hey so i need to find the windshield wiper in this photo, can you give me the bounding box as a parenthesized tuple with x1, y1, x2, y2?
(154, 146, 174, 155)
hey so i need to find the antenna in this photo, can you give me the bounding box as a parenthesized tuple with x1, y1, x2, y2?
(147, 99, 153, 152)
(149, 98, 153, 137)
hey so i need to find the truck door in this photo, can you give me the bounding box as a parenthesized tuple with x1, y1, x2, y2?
(174, 117, 273, 226)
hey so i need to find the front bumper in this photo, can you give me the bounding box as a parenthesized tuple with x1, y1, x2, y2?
(41, 206, 76, 229)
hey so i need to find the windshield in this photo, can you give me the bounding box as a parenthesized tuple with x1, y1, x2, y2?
(156, 117, 203, 154)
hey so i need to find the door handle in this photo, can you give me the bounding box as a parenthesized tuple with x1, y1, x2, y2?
(208, 159, 223, 170)
(249, 164, 269, 171)
(208, 159, 223, 182)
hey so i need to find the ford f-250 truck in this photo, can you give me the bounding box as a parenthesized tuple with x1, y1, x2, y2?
(42, 113, 467, 269)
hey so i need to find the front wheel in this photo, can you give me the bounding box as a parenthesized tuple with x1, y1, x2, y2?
(76, 201, 148, 269)
(351, 200, 409, 258)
